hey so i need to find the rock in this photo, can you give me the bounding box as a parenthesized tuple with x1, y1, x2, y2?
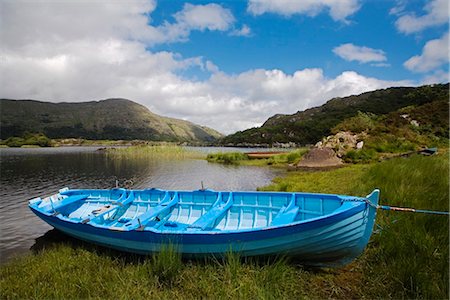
(318, 131, 366, 157)
(296, 147, 343, 168)
(410, 120, 419, 127)
(356, 141, 364, 149)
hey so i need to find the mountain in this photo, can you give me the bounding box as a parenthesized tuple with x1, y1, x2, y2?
(221, 83, 449, 146)
(0, 98, 223, 142)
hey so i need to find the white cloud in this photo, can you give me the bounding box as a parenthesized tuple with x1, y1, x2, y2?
(0, 0, 414, 135)
(421, 70, 449, 85)
(389, 1, 406, 16)
(230, 25, 252, 37)
(159, 3, 236, 43)
(0, 44, 413, 134)
(0, 0, 163, 49)
(333, 44, 387, 64)
(247, 0, 360, 22)
(175, 3, 235, 31)
(395, 0, 449, 34)
(0, 0, 246, 49)
(404, 32, 449, 73)
(370, 63, 391, 68)
(205, 61, 220, 73)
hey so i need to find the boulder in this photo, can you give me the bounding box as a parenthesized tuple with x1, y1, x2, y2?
(296, 147, 343, 168)
(317, 131, 366, 157)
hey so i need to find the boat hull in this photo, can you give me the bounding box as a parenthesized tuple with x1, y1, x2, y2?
(30, 189, 377, 267)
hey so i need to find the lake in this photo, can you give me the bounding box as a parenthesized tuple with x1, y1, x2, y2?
(0, 146, 282, 263)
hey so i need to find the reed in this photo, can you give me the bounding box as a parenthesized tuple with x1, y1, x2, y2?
(149, 244, 182, 287)
(106, 145, 204, 160)
(261, 153, 449, 299)
(355, 154, 449, 299)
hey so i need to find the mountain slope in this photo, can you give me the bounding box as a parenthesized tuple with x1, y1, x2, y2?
(0, 98, 223, 142)
(221, 83, 449, 146)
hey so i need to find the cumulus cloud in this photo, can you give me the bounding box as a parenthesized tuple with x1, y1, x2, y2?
(421, 70, 449, 85)
(230, 25, 252, 37)
(176, 3, 234, 31)
(0, 0, 246, 49)
(404, 32, 449, 73)
(0, 0, 414, 134)
(1, 0, 163, 49)
(333, 43, 387, 64)
(247, 0, 360, 22)
(0, 46, 412, 134)
(160, 3, 236, 42)
(395, 0, 449, 34)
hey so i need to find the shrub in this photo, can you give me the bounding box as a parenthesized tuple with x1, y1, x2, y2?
(343, 149, 378, 163)
(5, 137, 25, 147)
(4, 133, 52, 147)
(206, 152, 249, 164)
(332, 111, 377, 134)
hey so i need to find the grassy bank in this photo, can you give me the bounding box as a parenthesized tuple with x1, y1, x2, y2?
(0, 244, 340, 299)
(206, 149, 307, 167)
(105, 145, 205, 160)
(1, 154, 448, 299)
(261, 153, 449, 298)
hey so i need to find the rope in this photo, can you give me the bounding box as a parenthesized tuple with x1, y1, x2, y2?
(378, 205, 449, 215)
(343, 197, 449, 216)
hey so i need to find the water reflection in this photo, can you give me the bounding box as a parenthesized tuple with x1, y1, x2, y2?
(0, 147, 282, 263)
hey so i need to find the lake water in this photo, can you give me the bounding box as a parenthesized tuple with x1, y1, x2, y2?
(0, 146, 282, 263)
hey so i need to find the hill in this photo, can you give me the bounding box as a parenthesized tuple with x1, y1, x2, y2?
(221, 84, 449, 146)
(0, 98, 223, 142)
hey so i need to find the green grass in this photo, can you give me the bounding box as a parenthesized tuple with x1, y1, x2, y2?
(1, 154, 448, 299)
(0, 243, 365, 299)
(259, 163, 370, 194)
(1, 133, 52, 147)
(54, 139, 133, 146)
(106, 145, 205, 160)
(353, 154, 449, 299)
(206, 152, 249, 164)
(261, 153, 449, 299)
(207, 149, 307, 167)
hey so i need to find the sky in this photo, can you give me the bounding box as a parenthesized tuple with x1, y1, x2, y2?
(1, 0, 448, 134)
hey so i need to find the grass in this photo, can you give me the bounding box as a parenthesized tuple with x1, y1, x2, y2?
(206, 152, 249, 164)
(262, 153, 449, 299)
(1, 154, 448, 299)
(0, 242, 362, 299)
(106, 144, 205, 160)
(53, 139, 133, 146)
(354, 154, 449, 299)
(259, 163, 370, 194)
(206, 149, 307, 167)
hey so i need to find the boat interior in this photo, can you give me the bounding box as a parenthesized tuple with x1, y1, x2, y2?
(32, 188, 347, 232)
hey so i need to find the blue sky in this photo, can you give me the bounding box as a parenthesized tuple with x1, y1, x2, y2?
(152, 0, 447, 81)
(1, 0, 448, 133)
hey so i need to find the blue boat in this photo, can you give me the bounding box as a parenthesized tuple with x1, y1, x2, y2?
(29, 188, 379, 267)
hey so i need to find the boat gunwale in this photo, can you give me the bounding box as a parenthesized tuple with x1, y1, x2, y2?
(29, 201, 368, 247)
(29, 188, 369, 235)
